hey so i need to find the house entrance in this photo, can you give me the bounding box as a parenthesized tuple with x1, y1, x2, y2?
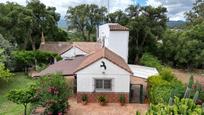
(129, 84, 144, 103)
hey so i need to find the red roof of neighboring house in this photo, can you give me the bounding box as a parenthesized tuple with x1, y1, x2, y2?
(60, 42, 102, 55)
(39, 42, 102, 55)
(39, 42, 72, 54)
(75, 47, 132, 74)
(33, 56, 86, 77)
(108, 23, 129, 31)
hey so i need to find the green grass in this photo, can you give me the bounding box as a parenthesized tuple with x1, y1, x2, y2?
(0, 73, 34, 115)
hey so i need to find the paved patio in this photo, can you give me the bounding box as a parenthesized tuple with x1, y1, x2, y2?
(66, 97, 148, 115)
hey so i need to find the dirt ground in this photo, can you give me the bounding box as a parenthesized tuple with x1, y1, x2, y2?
(67, 97, 148, 115)
(173, 69, 204, 85)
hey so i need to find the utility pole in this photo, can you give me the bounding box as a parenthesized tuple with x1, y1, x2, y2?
(108, 0, 110, 14)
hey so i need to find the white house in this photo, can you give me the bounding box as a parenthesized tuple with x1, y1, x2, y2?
(75, 48, 132, 102)
(35, 23, 156, 103)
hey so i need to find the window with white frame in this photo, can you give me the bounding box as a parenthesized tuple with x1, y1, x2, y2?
(95, 79, 112, 91)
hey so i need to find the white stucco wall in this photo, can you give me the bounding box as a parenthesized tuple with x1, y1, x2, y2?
(61, 47, 87, 59)
(76, 58, 130, 93)
(98, 24, 110, 45)
(108, 31, 129, 63)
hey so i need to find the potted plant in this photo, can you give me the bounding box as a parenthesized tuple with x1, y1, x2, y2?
(119, 95, 126, 106)
(97, 95, 107, 106)
(81, 95, 88, 105)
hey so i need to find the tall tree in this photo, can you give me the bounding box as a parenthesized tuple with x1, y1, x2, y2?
(66, 4, 107, 41)
(26, 0, 61, 50)
(185, 0, 204, 24)
(106, 10, 128, 25)
(159, 22, 204, 69)
(0, 1, 62, 50)
(127, 5, 167, 64)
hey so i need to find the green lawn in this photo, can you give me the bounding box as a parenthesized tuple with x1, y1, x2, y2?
(0, 73, 34, 115)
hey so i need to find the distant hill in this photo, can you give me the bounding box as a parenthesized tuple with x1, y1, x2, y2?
(58, 19, 186, 29)
(58, 19, 67, 29)
(167, 20, 186, 28)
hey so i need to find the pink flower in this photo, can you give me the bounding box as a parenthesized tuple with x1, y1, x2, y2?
(48, 88, 52, 93)
(48, 112, 52, 115)
(58, 112, 62, 115)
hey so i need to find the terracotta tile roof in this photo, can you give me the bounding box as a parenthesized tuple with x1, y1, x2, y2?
(108, 23, 129, 31)
(33, 56, 86, 77)
(39, 42, 102, 55)
(73, 42, 102, 54)
(39, 42, 72, 54)
(75, 47, 132, 74)
(60, 42, 102, 55)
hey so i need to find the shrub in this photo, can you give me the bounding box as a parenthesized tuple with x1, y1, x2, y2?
(12, 51, 61, 71)
(146, 97, 203, 114)
(160, 67, 175, 81)
(81, 95, 88, 104)
(140, 53, 163, 72)
(119, 95, 126, 105)
(36, 74, 70, 114)
(147, 72, 184, 104)
(7, 84, 37, 115)
(97, 96, 107, 105)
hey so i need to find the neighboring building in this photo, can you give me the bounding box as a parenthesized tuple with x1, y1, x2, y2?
(61, 42, 101, 59)
(39, 42, 101, 60)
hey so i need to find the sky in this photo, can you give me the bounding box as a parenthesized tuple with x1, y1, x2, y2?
(0, 0, 195, 21)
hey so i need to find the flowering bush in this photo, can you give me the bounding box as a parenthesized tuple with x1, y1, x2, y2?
(36, 74, 70, 114)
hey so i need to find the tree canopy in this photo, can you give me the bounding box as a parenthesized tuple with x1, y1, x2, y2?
(66, 4, 107, 41)
(0, 0, 68, 50)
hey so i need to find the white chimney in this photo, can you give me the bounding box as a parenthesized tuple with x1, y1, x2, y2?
(98, 23, 129, 63)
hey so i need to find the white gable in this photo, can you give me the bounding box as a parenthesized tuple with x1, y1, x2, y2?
(76, 58, 130, 93)
(76, 58, 130, 75)
(61, 47, 87, 59)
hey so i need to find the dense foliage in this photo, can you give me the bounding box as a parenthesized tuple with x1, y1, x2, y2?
(185, 0, 204, 24)
(140, 53, 164, 72)
(0, 49, 13, 80)
(36, 74, 70, 114)
(66, 4, 107, 41)
(159, 22, 204, 69)
(0, 0, 68, 50)
(147, 68, 184, 104)
(12, 50, 61, 71)
(146, 97, 203, 115)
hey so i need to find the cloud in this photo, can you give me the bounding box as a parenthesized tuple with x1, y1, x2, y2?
(0, 0, 134, 19)
(146, 0, 194, 20)
(1, 0, 195, 21)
